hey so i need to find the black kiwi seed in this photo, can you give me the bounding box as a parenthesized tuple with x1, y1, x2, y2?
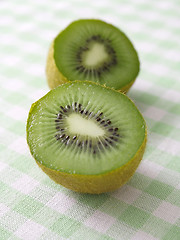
(107, 48, 113, 54)
(88, 69, 92, 74)
(80, 47, 88, 51)
(56, 126, 60, 130)
(96, 118, 101, 122)
(109, 136, 117, 141)
(112, 59, 117, 65)
(76, 66, 82, 70)
(113, 137, 118, 142)
(106, 139, 113, 145)
(55, 134, 60, 140)
(57, 114, 63, 119)
(110, 48, 115, 54)
(74, 103, 78, 111)
(99, 112, 103, 117)
(114, 133, 120, 137)
(65, 136, 70, 140)
(55, 119, 59, 123)
(103, 65, 109, 71)
(60, 134, 65, 139)
(108, 128, 114, 132)
(103, 141, 108, 147)
(92, 35, 98, 40)
(97, 71, 101, 77)
(73, 136, 77, 140)
(93, 145, 98, 154)
(78, 142, 82, 147)
(97, 141, 103, 150)
(114, 128, 118, 131)
(88, 112, 93, 118)
(107, 120, 111, 124)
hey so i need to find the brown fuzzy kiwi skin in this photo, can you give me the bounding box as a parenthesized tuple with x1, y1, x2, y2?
(46, 42, 68, 89)
(27, 81, 147, 194)
(46, 42, 136, 93)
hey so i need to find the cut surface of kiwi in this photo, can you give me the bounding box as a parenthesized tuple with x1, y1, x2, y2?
(46, 19, 140, 92)
(27, 81, 146, 193)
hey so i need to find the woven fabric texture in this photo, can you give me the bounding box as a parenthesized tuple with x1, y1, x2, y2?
(0, 0, 180, 239)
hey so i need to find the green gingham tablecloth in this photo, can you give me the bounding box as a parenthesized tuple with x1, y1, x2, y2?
(0, 0, 180, 239)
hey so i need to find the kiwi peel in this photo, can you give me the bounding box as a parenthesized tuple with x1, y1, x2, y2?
(46, 42, 68, 89)
(27, 81, 147, 194)
(46, 19, 140, 92)
(36, 138, 146, 194)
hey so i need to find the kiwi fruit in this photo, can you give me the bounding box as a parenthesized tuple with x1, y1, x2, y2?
(27, 81, 146, 194)
(46, 19, 140, 92)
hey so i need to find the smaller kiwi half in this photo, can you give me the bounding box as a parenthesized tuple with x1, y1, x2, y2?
(46, 19, 140, 92)
(27, 81, 146, 194)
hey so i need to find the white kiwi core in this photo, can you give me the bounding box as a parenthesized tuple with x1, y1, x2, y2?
(66, 113, 105, 137)
(83, 43, 109, 67)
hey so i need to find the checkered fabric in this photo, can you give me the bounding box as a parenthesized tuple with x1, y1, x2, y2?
(0, 0, 180, 239)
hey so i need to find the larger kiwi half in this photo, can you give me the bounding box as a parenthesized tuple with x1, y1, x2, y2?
(27, 81, 146, 194)
(46, 19, 140, 92)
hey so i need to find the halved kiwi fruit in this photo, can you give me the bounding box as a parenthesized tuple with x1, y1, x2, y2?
(27, 81, 146, 194)
(46, 19, 140, 92)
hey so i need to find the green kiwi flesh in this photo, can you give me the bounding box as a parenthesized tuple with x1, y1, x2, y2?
(27, 81, 146, 176)
(53, 19, 140, 91)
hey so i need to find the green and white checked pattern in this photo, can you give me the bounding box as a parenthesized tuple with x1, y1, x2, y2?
(0, 0, 180, 239)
